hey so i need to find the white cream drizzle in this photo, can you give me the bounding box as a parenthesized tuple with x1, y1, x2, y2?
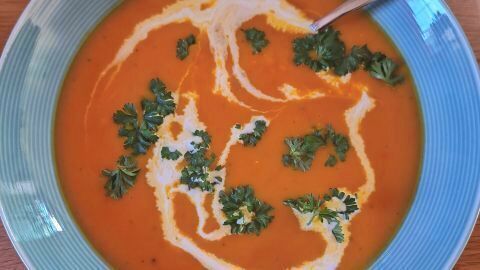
(289, 92, 376, 270)
(92, 1, 378, 268)
(147, 93, 271, 269)
(84, 0, 328, 123)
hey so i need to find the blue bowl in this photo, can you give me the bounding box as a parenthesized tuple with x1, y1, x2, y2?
(1, 0, 479, 268)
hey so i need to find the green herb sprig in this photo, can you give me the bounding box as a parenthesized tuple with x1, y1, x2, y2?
(114, 78, 176, 155)
(180, 130, 221, 192)
(176, 34, 196, 60)
(103, 78, 176, 199)
(161, 147, 182, 160)
(283, 188, 359, 243)
(242, 28, 270, 54)
(220, 185, 274, 235)
(293, 27, 345, 72)
(239, 120, 268, 147)
(292, 27, 403, 85)
(282, 124, 350, 171)
(102, 156, 140, 200)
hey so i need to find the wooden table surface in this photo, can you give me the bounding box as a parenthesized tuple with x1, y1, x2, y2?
(1, 0, 479, 269)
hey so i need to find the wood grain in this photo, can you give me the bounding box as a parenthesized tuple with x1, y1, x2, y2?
(0, 0, 479, 269)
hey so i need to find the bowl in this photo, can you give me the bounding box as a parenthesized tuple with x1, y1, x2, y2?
(1, 0, 479, 268)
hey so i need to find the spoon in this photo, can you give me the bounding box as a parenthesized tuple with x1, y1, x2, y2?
(310, 0, 377, 32)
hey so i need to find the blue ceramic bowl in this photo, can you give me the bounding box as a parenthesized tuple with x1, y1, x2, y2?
(1, 0, 479, 269)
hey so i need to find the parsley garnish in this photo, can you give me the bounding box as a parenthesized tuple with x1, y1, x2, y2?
(149, 78, 176, 117)
(161, 147, 181, 160)
(325, 124, 349, 162)
(367, 52, 404, 86)
(324, 154, 337, 167)
(330, 188, 359, 220)
(176, 34, 196, 60)
(292, 27, 403, 85)
(102, 155, 140, 200)
(334, 45, 372, 76)
(332, 223, 345, 243)
(180, 130, 221, 192)
(283, 194, 321, 214)
(293, 26, 345, 72)
(282, 125, 349, 171)
(114, 104, 159, 155)
(113, 78, 175, 155)
(239, 120, 268, 147)
(282, 135, 326, 172)
(242, 28, 270, 54)
(220, 185, 274, 235)
(283, 188, 359, 243)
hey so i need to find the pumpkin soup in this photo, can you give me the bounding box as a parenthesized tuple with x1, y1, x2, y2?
(55, 0, 422, 269)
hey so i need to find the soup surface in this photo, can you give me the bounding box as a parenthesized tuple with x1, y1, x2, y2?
(55, 0, 422, 269)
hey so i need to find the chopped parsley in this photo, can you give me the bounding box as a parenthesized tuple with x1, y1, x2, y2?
(149, 78, 176, 117)
(282, 124, 350, 171)
(367, 52, 404, 86)
(180, 130, 221, 192)
(114, 103, 159, 155)
(325, 124, 349, 162)
(176, 34, 196, 60)
(113, 78, 176, 155)
(104, 78, 176, 199)
(102, 155, 140, 200)
(332, 223, 345, 243)
(239, 120, 268, 147)
(242, 28, 270, 54)
(283, 188, 359, 243)
(293, 26, 345, 72)
(324, 154, 337, 167)
(161, 147, 182, 160)
(334, 45, 372, 76)
(282, 135, 326, 172)
(220, 185, 274, 235)
(292, 27, 403, 85)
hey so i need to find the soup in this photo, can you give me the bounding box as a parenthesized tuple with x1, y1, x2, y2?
(55, 0, 422, 269)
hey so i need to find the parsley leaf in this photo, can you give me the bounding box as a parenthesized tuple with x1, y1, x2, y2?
(293, 26, 345, 72)
(282, 124, 349, 171)
(283, 188, 358, 243)
(149, 78, 176, 117)
(176, 34, 196, 60)
(292, 26, 403, 86)
(113, 78, 175, 155)
(141, 99, 164, 130)
(220, 185, 274, 235)
(113, 103, 137, 124)
(239, 120, 268, 147)
(102, 155, 140, 200)
(282, 134, 326, 172)
(180, 130, 220, 192)
(367, 53, 404, 85)
(242, 28, 270, 54)
(161, 147, 182, 160)
(326, 125, 350, 162)
(334, 45, 373, 76)
(283, 194, 322, 214)
(114, 104, 159, 155)
(332, 222, 345, 243)
(324, 154, 338, 167)
(331, 188, 359, 220)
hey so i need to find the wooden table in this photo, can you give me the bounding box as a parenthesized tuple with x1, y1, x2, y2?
(1, 0, 479, 269)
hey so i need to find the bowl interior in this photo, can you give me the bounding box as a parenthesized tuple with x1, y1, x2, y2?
(0, 0, 479, 269)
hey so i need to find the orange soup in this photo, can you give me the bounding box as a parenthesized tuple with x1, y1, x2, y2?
(55, 0, 422, 269)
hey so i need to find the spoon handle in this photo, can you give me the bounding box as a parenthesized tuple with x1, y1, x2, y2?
(310, 0, 377, 32)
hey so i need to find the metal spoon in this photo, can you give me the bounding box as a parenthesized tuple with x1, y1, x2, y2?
(310, 0, 377, 32)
